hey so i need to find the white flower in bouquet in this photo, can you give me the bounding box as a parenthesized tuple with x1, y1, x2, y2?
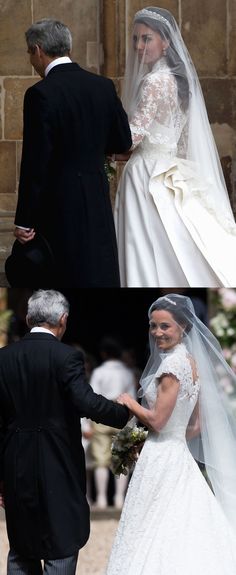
(110, 425, 148, 476)
(104, 157, 117, 182)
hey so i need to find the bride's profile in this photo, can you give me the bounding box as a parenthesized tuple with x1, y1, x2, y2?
(115, 6, 236, 287)
(105, 294, 236, 574)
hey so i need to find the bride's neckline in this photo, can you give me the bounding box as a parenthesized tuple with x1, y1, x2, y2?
(150, 56, 169, 73)
(159, 342, 186, 357)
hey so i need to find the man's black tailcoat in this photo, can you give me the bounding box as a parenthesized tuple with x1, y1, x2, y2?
(0, 333, 129, 559)
(15, 64, 132, 286)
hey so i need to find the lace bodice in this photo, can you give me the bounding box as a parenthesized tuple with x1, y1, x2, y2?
(130, 58, 187, 157)
(145, 343, 200, 436)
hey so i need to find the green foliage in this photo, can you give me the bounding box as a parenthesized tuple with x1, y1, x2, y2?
(104, 158, 117, 182)
(111, 425, 148, 476)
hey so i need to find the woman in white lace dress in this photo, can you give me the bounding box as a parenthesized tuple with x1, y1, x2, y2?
(115, 7, 236, 287)
(105, 294, 236, 575)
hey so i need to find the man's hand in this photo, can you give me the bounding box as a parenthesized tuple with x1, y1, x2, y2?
(14, 227, 35, 244)
(113, 152, 132, 162)
(82, 430, 93, 440)
(117, 393, 136, 411)
(107, 151, 132, 163)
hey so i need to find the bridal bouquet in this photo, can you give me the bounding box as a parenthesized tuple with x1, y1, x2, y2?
(110, 425, 148, 476)
(104, 157, 117, 182)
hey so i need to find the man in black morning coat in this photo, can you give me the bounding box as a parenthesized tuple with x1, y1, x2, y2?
(13, 19, 132, 287)
(0, 290, 129, 574)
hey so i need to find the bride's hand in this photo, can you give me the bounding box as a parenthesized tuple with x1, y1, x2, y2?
(113, 152, 132, 162)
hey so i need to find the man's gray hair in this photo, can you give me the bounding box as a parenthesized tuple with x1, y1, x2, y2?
(27, 290, 70, 327)
(25, 19, 72, 57)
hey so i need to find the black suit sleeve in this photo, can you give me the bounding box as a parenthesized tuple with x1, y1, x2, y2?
(0, 416, 5, 482)
(106, 79, 132, 154)
(61, 350, 129, 428)
(15, 86, 54, 228)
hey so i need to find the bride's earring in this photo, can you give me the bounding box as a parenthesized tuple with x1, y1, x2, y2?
(162, 47, 167, 56)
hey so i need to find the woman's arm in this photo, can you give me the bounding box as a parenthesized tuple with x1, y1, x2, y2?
(186, 400, 200, 440)
(117, 374, 180, 432)
(129, 76, 159, 148)
(130, 73, 176, 148)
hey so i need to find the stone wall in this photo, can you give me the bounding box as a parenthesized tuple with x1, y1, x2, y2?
(0, 0, 235, 274)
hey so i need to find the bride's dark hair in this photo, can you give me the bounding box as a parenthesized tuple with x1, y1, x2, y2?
(149, 298, 193, 334)
(135, 7, 190, 111)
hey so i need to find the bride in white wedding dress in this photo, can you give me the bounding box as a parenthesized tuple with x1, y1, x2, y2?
(105, 294, 236, 575)
(115, 7, 236, 287)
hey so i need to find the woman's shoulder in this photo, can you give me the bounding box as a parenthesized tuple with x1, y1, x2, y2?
(155, 344, 189, 382)
(142, 69, 176, 93)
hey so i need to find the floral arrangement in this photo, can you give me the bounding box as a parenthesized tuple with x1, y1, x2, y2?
(210, 289, 236, 359)
(209, 289, 236, 397)
(104, 157, 117, 182)
(110, 425, 148, 476)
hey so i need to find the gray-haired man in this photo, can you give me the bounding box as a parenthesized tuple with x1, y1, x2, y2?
(13, 19, 132, 287)
(0, 290, 129, 574)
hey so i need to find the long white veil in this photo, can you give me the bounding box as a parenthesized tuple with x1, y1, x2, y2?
(139, 293, 236, 534)
(122, 6, 235, 232)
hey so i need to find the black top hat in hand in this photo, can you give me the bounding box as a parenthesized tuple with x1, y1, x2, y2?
(5, 233, 56, 287)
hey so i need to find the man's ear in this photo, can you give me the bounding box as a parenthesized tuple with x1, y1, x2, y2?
(34, 44, 41, 56)
(60, 313, 68, 329)
(36, 44, 48, 62)
(26, 314, 31, 328)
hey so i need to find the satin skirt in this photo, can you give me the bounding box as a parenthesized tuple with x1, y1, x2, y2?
(115, 151, 236, 287)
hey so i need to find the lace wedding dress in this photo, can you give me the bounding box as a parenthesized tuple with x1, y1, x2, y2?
(115, 58, 236, 287)
(105, 343, 236, 575)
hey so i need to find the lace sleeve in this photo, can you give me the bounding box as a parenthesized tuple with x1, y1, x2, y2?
(155, 354, 183, 384)
(155, 349, 199, 401)
(130, 72, 178, 148)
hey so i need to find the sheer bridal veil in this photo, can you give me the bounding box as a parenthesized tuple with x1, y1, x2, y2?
(122, 7, 235, 233)
(139, 293, 236, 535)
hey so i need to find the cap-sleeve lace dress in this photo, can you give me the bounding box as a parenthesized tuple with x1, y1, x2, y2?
(105, 343, 236, 575)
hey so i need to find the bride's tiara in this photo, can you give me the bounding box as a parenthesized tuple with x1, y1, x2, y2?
(163, 296, 177, 305)
(134, 9, 171, 28)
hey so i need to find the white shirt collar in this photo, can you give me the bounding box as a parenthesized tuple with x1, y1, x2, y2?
(45, 56, 72, 77)
(30, 327, 56, 337)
